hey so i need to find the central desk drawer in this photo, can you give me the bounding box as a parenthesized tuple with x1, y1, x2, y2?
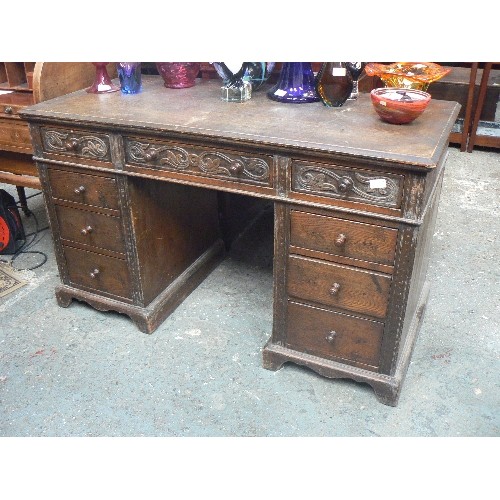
(55, 205, 126, 254)
(123, 137, 273, 187)
(287, 255, 391, 319)
(286, 301, 383, 370)
(63, 245, 132, 299)
(290, 210, 398, 267)
(48, 169, 120, 210)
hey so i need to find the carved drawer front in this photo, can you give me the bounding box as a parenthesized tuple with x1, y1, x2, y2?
(287, 255, 391, 319)
(40, 127, 112, 162)
(123, 137, 273, 187)
(48, 169, 120, 210)
(55, 205, 126, 255)
(286, 301, 383, 370)
(291, 160, 404, 208)
(63, 245, 132, 299)
(290, 210, 398, 266)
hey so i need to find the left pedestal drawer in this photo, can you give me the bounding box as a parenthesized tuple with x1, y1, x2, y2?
(62, 245, 132, 300)
(55, 205, 126, 255)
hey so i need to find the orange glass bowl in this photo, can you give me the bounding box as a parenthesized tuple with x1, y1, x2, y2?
(370, 88, 431, 124)
(365, 62, 451, 91)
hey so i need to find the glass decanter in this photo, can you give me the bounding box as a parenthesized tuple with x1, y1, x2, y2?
(346, 62, 366, 100)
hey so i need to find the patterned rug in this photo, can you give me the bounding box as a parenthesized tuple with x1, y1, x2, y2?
(0, 262, 27, 298)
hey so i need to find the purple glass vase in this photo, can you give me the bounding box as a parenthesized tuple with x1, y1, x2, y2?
(117, 62, 142, 94)
(267, 62, 320, 103)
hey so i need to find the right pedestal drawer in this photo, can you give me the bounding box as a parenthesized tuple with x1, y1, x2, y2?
(290, 210, 398, 270)
(287, 255, 391, 319)
(284, 208, 398, 372)
(286, 301, 384, 370)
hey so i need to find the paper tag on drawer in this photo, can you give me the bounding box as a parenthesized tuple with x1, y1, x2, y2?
(369, 178, 387, 189)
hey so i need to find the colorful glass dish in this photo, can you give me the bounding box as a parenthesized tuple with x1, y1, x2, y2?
(370, 88, 431, 124)
(365, 62, 451, 91)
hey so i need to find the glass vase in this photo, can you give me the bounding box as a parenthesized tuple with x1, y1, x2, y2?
(86, 63, 120, 94)
(316, 62, 353, 107)
(117, 62, 142, 94)
(267, 62, 320, 103)
(156, 62, 200, 89)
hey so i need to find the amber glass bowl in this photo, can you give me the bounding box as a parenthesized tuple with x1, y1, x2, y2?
(365, 62, 451, 91)
(370, 88, 431, 124)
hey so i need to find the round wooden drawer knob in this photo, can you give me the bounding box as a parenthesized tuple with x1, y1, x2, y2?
(65, 138, 79, 151)
(334, 233, 347, 247)
(326, 331, 338, 344)
(329, 282, 341, 296)
(89, 268, 100, 279)
(338, 176, 354, 193)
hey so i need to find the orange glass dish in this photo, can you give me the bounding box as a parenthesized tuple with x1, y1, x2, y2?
(365, 62, 451, 91)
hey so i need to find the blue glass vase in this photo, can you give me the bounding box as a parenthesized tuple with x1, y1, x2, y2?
(267, 62, 320, 103)
(117, 62, 142, 94)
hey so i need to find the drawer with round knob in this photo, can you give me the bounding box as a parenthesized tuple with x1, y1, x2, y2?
(0, 117, 33, 153)
(55, 205, 126, 255)
(290, 210, 398, 269)
(47, 168, 120, 211)
(291, 159, 404, 210)
(123, 136, 273, 188)
(286, 300, 383, 370)
(40, 127, 112, 163)
(62, 245, 132, 300)
(287, 254, 391, 319)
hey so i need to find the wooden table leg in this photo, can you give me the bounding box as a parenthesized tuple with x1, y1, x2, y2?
(461, 63, 479, 152)
(16, 186, 32, 217)
(467, 62, 493, 153)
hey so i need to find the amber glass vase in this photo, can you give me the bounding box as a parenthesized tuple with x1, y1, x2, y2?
(316, 62, 353, 107)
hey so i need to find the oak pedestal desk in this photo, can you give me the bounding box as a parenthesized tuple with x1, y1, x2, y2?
(20, 77, 460, 406)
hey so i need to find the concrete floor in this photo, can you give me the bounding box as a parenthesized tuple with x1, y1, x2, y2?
(0, 146, 498, 437)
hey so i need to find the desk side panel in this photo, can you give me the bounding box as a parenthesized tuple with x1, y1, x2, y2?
(127, 176, 222, 306)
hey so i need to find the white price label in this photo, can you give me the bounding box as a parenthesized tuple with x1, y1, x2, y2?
(380, 100, 387, 106)
(274, 89, 287, 97)
(331, 67, 346, 76)
(97, 84, 111, 92)
(369, 179, 387, 189)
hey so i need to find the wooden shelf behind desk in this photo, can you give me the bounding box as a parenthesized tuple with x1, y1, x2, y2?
(0, 63, 117, 196)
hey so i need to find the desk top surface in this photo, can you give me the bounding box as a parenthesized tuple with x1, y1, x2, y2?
(20, 76, 460, 169)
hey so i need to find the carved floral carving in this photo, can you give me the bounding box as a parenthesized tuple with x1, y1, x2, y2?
(42, 129, 109, 160)
(293, 164, 401, 207)
(126, 140, 270, 184)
